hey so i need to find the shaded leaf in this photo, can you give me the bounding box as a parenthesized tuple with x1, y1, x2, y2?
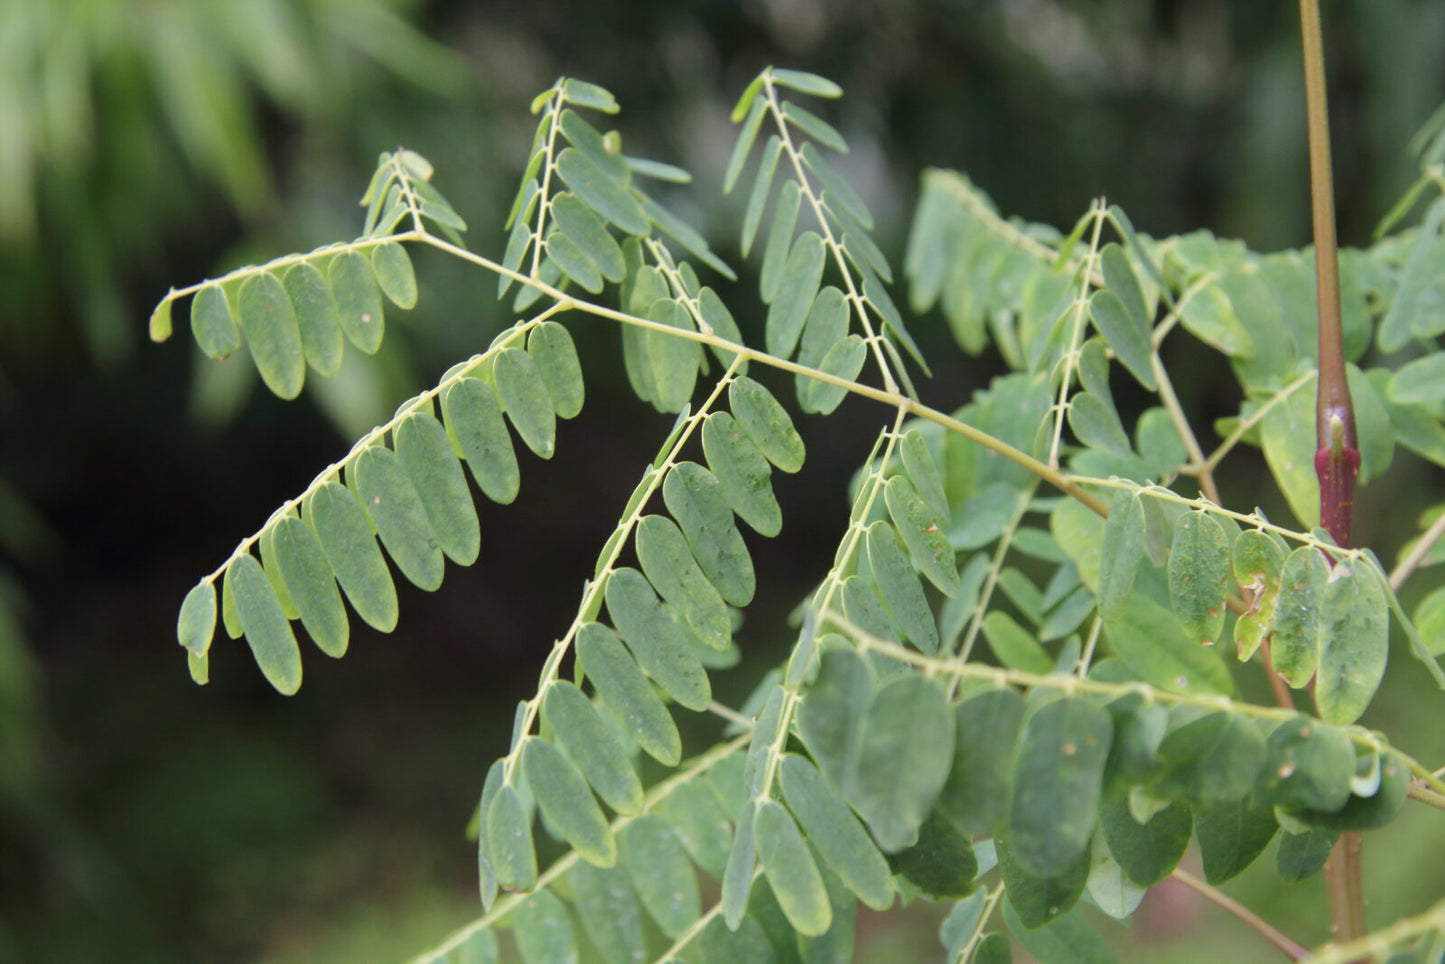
(1271, 546, 1331, 687)
(846, 675, 954, 852)
(1089, 290, 1155, 390)
(865, 521, 939, 653)
(998, 834, 1092, 930)
(703, 412, 782, 537)
(779, 754, 894, 910)
(396, 413, 479, 566)
(495, 347, 558, 458)
(604, 567, 711, 712)
(555, 147, 650, 236)
(551, 193, 626, 283)
(190, 284, 241, 359)
(521, 737, 616, 867)
(485, 784, 537, 891)
(939, 687, 1024, 834)
(306, 481, 398, 632)
(1152, 710, 1265, 806)
(568, 861, 647, 964)
(1098, 796, 1190, 886)
(1008, 696, 1112, 877)
(542, 681, 644, 816)
(663, 462, 755, 606)
(513, 889, 578, 964)
(236, 271, 305, 399)
(351, 446, 445, 591)
(575, 622, 681, 766)
(1167, 511, 1231, 645)
(760, 180, 802, 303)
(527, 321, 585, 419)
(782, 101, 847, 153)
(1276, 828, 1337, 883)
(754, 800, 832, 937)
(271, 515, 348, 658)
(1103, 596, 1233, 695)
(177, 580, 216, 656)
(620, 815, 700, 939)
(796, 647, 874, 786)
(1315, 559, 1389, 726)
(637, 514, 733, 651)
(370, 241, 418, 309)
(884, 475, 959, 596)
(443, 376, 521, 505)
(1097, 488, 1144, 622)
(1003, 902, 1119, 964)
(721, 800, 759, 929)
(1194, 795, 1278, 885)
(229, 554, 302, 695)
(888, 809, 977, 898)
(1257, 715, 1355, 814)
(329, 250, 386, 353)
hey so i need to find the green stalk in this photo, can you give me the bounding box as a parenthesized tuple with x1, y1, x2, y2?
(1298, 0, 1365, 951)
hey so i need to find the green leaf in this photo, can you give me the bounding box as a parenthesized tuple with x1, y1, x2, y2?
(562, 78, 619, 113)
(306, 481, 398, 633)
(1260, 376, 1321, 530)
(1315, 559, 1389, 725)
(177, 580, 216, 656)
(526, 321, 585, 420)
(1167, 511, 1231, 646)
(800, 144, 872, 229)
(271, 515, 348, 658)
(619, 815, 701, 939)
(1413, 585, 1445, 656)
(568, 861, 646, 964)
(1381, 352, 1445, 404)
(700, 915, 776, 964)
(236, 271, 305, 399)
(513, 889, 578, 964)
(485, 784, 537, 892)
(765, 231, 827, 359)
(782, 102, 847, 153)
(575, 622, 681, 766)
(282, 263, 344, 377)
(396, 413, 479, 566)
(555, 147, 650, 236)
(972, 933, 1012, 964)
(754, 800, 832, 937)
(521, 737, 616, 867)
(1152, 710, 1265, 806)
(760, 180, 802, 303)
(1103, 596, 1233, 695)
(1069, 392, 1133, 459)
(546, 229, 604, 293)
(448, 930, 499, 964)
(899, 430, 950, 523)
(1233, 528, 1287, 662)
(1003, 903, 1120, 964)
(771, 68, 843, 98)
(542, 681, 643, 816)
(939, 687, 1024, 834)
(329, 250, 386, 354)
(798, 868, 858, 964)
(742, 136, 783, 257)
(351, 446, 445, 591)
(550, 193, 626, 284)
(1100, 243, 1149, 332)
(149, 297, 174, 342)
(998, 834, 1092, 930)
(796, 647, 874, 786)
(1194, 795, 1278, 884)
(655, 780, 733, 879)
(846, 674, 954, 852)
(1272, 546, 1331, 687)
(227, 554, 303, 695)
(1088, 290, 1156, 390)
(1179, 284, 1253, 357)
(494, 347, 557, 458)
(703, 412, 782, 537)
(370, 241, 418, 309)
(626, 156, 692, 184)
(981, 610, 1052, 673)
(778, 754, 894, 911)
(884, 475, 959, 596)
(1098, 796, 1190, 886)
(865, 521, 939, 653)
(743, 686, 786, 799)
(1086, 842, 1148, 921)
(1292, 750, 1408, 832)
(1096, 488, 1144, 622)
(725, 95, 768, 195)
(637, 514, 733, 651)
(801, 336, 866, 416)
(888, 809, 977, 898)
(1277, 828, 1337, 883)
(698, 286, 747, 368)
(721, 800, 759, 929)
(730, 377, 805, 473)
(190, 285, 241, 359)
(1378, 200, 1445, 352)
(1007, 696, 1112, 877)
(1257, 716, 1355, 814)
(663, 462, 755, 606)
(643, 298, 701, 414)
(443, 376, 520, 505)
(604, 565, 711, 712)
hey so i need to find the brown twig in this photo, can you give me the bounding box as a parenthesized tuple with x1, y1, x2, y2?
(1171, 868, 1310, 961)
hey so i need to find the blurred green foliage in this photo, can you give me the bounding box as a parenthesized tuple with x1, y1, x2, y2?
(2, 1, 1443, 962)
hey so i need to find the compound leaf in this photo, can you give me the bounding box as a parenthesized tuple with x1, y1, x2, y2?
(282, 262, 344, 377)
(703, 412, 782, 537)
(370, 241, 418, 309)
(636, 513, 733, 651)
(779, 753, 894, 911)
(271, 514, 348, 658)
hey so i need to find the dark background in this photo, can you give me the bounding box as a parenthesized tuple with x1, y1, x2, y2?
(3, 1, 1444, 961)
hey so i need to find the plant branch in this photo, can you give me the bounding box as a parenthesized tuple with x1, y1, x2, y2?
(1171, 867, 1309, 961)
(1301, 893, 1445, 964)
(1389, 507, 1445, 590)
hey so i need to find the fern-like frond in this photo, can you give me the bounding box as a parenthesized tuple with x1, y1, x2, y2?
(175, 309, 581, 692)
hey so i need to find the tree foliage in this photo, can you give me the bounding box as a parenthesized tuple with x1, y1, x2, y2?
(152, 68, 1445, 963)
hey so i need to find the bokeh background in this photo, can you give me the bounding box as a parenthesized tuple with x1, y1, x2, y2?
(3, 1, 1445, 961)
